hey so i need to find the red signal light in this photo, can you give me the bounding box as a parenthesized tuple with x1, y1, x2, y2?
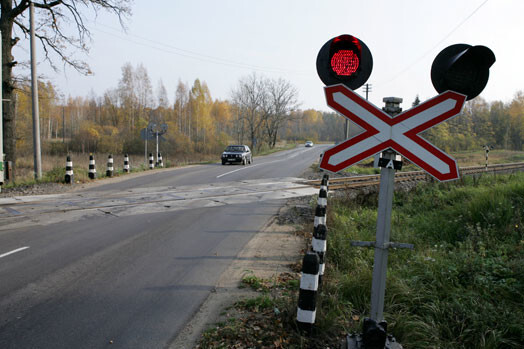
(316, 34, 373, 90)
(330, 50, 359, 76)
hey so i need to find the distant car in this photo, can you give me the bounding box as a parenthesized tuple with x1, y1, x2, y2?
(305, 141, 314, 147)
(221, 145, 252, 165)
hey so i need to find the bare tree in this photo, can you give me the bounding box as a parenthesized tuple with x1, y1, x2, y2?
(1, 0, 131, 177)
(134, 63, 153, 121)
(174, 79, 188, 134)
(156, 79, 169, 109)
(117, 62, 137, 129)
(262, 77, 299, 148)
(231, 73, 266, 150)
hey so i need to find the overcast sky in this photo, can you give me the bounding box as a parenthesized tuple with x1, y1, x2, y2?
(17, 0, 524, 112)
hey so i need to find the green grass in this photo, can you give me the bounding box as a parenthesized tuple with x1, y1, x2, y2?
(240, 272, 272, 292)
(320, 172, 524, 348)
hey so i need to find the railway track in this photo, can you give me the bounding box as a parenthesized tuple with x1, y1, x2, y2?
(306, 162, 524, 190)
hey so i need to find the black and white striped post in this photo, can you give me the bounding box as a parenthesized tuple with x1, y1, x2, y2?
(88, 154, 96, 179)
(296, 251, 320, 332)
(318, 186, 328, 207)
(312, 174, 329, 282)
(124, 154, 130, 173)
(149, 152, 155, 170)
(312, 224, 327, 282)
(106, 154, 114, 177)
(157, 152, 163, 168)
(65, 155, 73, 184)
(322, 173, 329, 189)
(314, 204, 327, 228)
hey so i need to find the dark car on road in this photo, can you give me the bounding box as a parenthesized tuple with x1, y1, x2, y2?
(221, 145, 253, 165)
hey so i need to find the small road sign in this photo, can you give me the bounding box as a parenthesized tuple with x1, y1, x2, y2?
(320, 84, 466, 181)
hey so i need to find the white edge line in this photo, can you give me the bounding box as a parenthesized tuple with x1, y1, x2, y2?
(0, 246, 30, 259)
(216, 163, 262, 178)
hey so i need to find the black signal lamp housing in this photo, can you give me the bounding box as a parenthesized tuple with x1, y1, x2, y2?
(431, 44, 495, 100)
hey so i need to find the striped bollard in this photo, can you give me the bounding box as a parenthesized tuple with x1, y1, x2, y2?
(322, 174, 330, 191)
(314, 205, 326, 228)
(124, 154, 130, 173)
(106, 154, 114, 177)
(65, 155, 73, 184)
(88, 154, 96, 179)
(157, 152, 163, 168)
(318, 187, 327, 207)
(149, 152, 155, 169)
(296, 251, 320, 332)
(312, 224, 327, 282)
(321, 174, 329, 190)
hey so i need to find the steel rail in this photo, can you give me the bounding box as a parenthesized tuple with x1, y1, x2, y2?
(306, 162, 524, 190)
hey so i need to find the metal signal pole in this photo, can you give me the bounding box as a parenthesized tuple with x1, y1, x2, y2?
(370, 97, 406, 322)
(30, 2, 42, 179)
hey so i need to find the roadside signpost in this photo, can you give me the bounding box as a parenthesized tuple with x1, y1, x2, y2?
(141, 122, 168, 165)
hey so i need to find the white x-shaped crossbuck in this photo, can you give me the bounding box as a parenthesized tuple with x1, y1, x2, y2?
(320, 85, 466, 181)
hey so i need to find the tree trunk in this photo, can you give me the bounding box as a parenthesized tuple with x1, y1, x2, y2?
(1, 12, 17, 179)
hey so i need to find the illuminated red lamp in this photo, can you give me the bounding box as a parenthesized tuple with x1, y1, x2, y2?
(331, 50, 360, 76)
(316, 34, 372, 90)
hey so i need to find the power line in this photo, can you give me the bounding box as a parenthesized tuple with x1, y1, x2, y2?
(88, 20, 311, 76)
(378, 0, 490, 87)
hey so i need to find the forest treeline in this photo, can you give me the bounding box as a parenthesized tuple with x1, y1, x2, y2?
(12, 62, 524, 159)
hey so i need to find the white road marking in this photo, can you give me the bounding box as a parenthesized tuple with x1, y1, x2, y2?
(216, 163, 262, 178)
(0, 246, 30, 259)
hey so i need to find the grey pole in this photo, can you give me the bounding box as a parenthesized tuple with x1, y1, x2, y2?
(370, 150, 396, 321)
(369, 97, 403, 322)
(0, 31, 3, 190)
(30, 2, 42, 179)
(156, 131, 159, 165)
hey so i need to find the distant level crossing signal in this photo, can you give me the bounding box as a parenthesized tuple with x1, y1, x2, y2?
(316, 34, 373, 90)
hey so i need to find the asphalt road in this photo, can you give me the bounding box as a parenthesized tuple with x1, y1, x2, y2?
(0, 145, 329, 349)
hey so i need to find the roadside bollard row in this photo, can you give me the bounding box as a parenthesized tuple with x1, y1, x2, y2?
(64, 153, 165, 183)
(296, 174, 329, 331)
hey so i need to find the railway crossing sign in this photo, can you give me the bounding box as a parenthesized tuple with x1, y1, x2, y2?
(319, 84, 467, 181)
